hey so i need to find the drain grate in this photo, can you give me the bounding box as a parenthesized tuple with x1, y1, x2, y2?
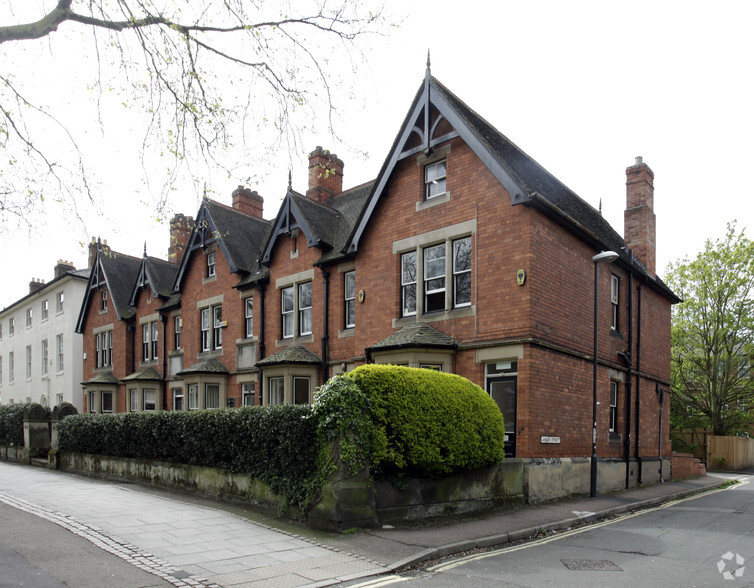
(561, 559, 623, 572)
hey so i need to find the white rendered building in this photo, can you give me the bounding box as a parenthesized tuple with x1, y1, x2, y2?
(0, 261, 89, 411)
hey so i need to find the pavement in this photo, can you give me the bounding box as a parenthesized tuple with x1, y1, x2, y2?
(0, 460, 737, 587)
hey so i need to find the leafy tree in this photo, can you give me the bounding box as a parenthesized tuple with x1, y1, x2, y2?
(666, 222, 754, 435)
(0, 1, 387, 224)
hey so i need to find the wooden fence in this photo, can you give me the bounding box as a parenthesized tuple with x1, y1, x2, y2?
(707, 435, 754, 470)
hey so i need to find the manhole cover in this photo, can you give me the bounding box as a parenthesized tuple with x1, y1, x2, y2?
(561, 559, 623, 571)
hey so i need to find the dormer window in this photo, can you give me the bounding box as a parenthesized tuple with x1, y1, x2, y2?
(207, 251, 216, 277)
(425, 160, 446, 200)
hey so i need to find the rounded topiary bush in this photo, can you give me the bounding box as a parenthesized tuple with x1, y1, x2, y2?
(0, 402, 27, 446)
(348, 365, 505, 478)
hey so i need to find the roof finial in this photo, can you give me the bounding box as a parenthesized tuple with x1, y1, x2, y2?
(426, 50, 431, 78)
(143, 242, 147, 256)
(599, 198, 603, 215)
(288, 169, 292, 190)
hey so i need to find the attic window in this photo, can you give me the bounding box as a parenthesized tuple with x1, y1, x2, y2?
(425, 160, 446, 200)
(207, 251, 216, 277)
(101, 290, 108, 311)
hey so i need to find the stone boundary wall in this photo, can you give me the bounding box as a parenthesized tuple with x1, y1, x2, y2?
(1, 450, 676, 532)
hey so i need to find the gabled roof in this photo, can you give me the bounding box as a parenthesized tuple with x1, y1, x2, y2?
(172, 198, 271, 292)
(256, 344, 321, 366)
(343, 70, 678, 302)
(258, 180, 374, 269)
(129, 252, 179, 306)
(259, 188, 338, 266)
(76, 246, 142, 332)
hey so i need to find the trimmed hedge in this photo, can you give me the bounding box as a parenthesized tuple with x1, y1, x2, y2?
(57, 406, 320, 509)
(0, 402, 26, 446)
(349, 365, 506, 478)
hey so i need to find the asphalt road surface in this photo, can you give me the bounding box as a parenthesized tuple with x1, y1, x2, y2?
(354, 474, 753, 588)
(0, 501, 171, 588)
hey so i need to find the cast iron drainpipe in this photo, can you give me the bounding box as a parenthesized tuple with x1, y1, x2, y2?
(635, 281, 643, 484)
(657, 382, 665, 483)
(623, 271, 634, 489)
(161, 313, 168, 410)
(321, 269, 330, 386)
(256, 283, 266, 405)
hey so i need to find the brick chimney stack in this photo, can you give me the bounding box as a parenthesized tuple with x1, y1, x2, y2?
(624, 156, 656, 276)
(168, 214, 194, 264)
(54, 259, 75, 278)
(231, 186, 264, 219)
(29, 278, 46, 294)
(88, 237, 111, 268)
(307, 146, 344, 204)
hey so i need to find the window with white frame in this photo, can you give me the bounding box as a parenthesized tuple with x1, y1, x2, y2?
(269, 377, 284, 405)
(101, 290, 108, 311)
(205, 384, 220, 409)
(56, 292, 64, 313)
(609, 380, 619, 433)
(344, 271, 355, 328)
(173, 387, 184, 410)
(0, 355, 3, 384)
(25, 345, 31, 379)
(151, 322, 159, 359)
(242, 382, 255, 406)
(142, 324, 150, 361)
(56, 393, 63, 406)
(424, 244, 446, 313)
(401, 251, 417, 317)
(41, 339, 48, 376)
(143, 389, 157, 411)
(9, 317, 14, 336)
(129, 389, 138, 412)
(41, 299, 49, 321)
(9, 352, 14, 383)
(88, 390, 96, 413)
(200, 306, 223, 351)
(400, 236, 473, 317)
(0, 322, 3, 339)
(96, 331, 112, 369)
(298, 282, 312, 336)
(101, 391, 113, 413)
(213, 306, 223, 349)
(611, 274, 620, 331)
(207, 251, 216, 277)
(244, 297, 253, 338)
(424, 159, 447, 200)
(174, 315, 181, 350)
(188, 384, 199, 410)
(281, 287, 294, 339)
(293, 377, 310, 405)
(25, 308, 32, 328)
(453, 237, 472, 307)
(56, 334, 64, 372)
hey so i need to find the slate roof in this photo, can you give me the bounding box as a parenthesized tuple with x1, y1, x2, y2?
(204, 199, 271, 274)
(319, 181, 374, 264)
(121, 366, 162, 382)
(177, 357, 230, 375)
(173, 199, 271, 292)
(82, 371, 118, 385)
(256, 344, 321, 367)
(93, 249, 142, 321)
(144, 256, 178, 298)
(368, 323, 458, 352)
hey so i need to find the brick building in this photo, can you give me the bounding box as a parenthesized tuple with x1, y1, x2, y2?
(75, 69, 678, 486)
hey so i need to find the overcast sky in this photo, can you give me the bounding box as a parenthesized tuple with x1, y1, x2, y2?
(2, 1, 752, 306)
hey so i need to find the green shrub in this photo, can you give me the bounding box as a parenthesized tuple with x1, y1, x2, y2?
(57, 405, 320, 510)
(0, 402, 27, 446)
(349, 365, 505, 478)
(313, 374, 372, 476)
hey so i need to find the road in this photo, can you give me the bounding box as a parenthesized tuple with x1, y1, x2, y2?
(353, 475, 753, 587)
